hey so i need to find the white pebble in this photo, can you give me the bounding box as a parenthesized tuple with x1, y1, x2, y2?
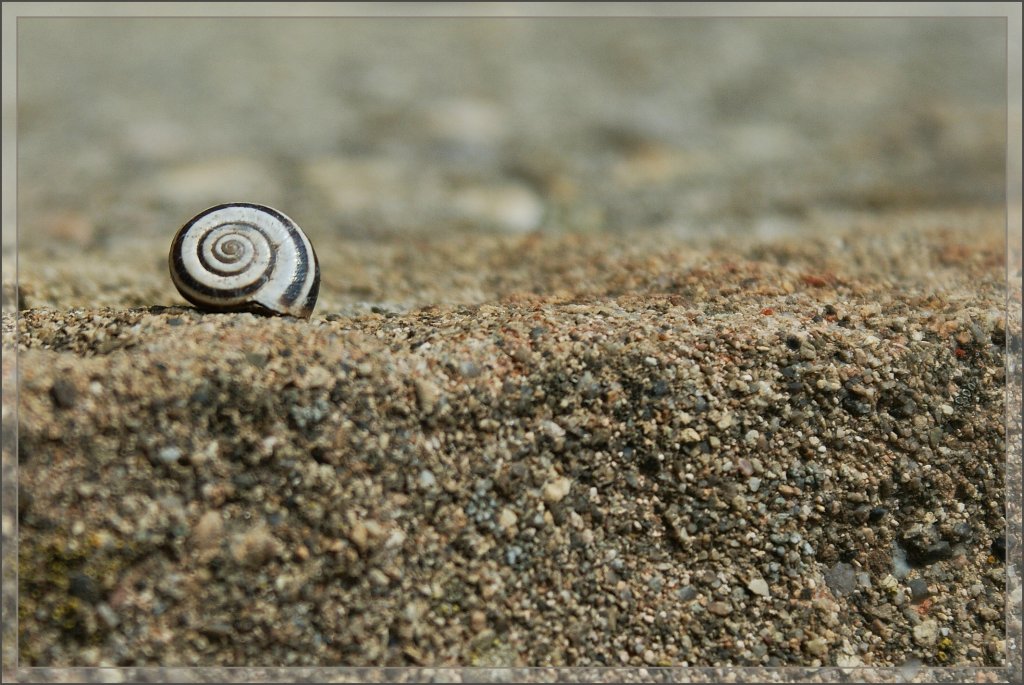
(157, 447, 182, 464)
(418, 470, 436, 488)
(913, 620, 939, 646)
(543, 477, 573, 503)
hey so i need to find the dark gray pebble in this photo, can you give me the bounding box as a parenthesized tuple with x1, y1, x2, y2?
(50, 379, 78, 409)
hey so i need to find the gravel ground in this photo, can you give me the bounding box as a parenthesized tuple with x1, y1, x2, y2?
(4, 210, 1013, 670)
(1, 13, 1018, 679)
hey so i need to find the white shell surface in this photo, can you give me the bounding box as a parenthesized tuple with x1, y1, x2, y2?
(169, 203, 319, 318)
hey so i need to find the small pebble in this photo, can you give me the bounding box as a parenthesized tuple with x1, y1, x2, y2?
(497, 508, 518, 531)
(908, 578, 931, 602)
(681, 428, 702, 443)
(418, 470, 437, 488)
(542, 476, 572, 503)
(707, 601, 732, 616)
(913, 620, 939, 647)
(825, 562, 858, 597)
(231, 526, 281, 567)
(805, 637, 828, 656)
(49, 379, 78, 409)
(192, 511, 223, 550)
(414, 379, 440, 414)
(156, 447, 182, 465)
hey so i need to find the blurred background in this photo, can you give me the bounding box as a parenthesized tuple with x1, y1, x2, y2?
(10, 15, 1006, 256)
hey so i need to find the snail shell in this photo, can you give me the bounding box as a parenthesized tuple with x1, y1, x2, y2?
(169, 203, 320, 318)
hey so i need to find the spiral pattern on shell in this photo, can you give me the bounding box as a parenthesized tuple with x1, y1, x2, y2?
(169, 203, 320, 318)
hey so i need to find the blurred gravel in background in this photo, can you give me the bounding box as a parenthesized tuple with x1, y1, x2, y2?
(11, 16, 1004, 256)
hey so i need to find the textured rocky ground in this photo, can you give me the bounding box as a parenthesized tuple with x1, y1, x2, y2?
(4, 209, 1013, 670)
(1, 13, 1018, 680)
